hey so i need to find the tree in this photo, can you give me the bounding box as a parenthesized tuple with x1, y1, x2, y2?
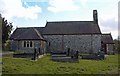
(0, 14, 2, 50)
(2, 16, 13, 51)
(2, 17, 13, 44)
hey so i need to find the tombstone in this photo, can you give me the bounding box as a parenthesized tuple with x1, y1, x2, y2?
(70, 49, 74, 59)
(32, 42, 40, 60)
(99, 50, 105, 60)
(33, 48, 37, 60)
(67, 48, 70, 56)
(39, 48, 41, 55)
(37, 49, 39, 58)
(76, 50, 79, 59)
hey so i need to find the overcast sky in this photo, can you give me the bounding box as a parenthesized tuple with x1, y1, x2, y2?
(0, 0, 119, 39)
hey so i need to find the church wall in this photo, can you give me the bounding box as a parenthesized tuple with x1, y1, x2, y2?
(44, 34, 101, 54)
(10, 40, 46, 54)
(106, 44, 114, 54)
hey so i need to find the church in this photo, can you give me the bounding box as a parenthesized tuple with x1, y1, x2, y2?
(10, 10, 114, 55)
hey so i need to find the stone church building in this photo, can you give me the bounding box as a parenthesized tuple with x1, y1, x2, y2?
(10, 10, 114, 54)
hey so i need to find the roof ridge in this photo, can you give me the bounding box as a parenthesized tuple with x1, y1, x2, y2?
(47, 21, 94, 23)
(17, 27, 33, 28)
(44, 20, 101, 34)
(102, 33, 111, 35)
(33, 28, 43, 39)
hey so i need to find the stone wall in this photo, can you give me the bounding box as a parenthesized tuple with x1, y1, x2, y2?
(10, 34, 101, 54)
(44, 34, 101, 54)
(106, 44, 114, 54)
(19, 40, 35, 53)
(10, 40, 46, 53)
(92, 35, 101, 53)
(44, 35, 63, 52)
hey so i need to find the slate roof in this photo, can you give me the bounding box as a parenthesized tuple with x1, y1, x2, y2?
(101, 34, 114, 44)
(10, 27, 45, 40)
(10, 21, 102, 40)
(43, 21, 101, 35)
(34, 27, 45, 33)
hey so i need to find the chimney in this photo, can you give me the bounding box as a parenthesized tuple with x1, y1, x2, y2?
(93, 10, 98, 24)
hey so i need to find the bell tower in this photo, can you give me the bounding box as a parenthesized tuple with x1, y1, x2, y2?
(93, 10, 98, 24)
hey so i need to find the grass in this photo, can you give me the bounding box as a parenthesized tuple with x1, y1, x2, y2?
(2, 54, 119, 74)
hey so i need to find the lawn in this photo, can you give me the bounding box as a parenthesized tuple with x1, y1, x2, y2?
(2, 54, 119, 74)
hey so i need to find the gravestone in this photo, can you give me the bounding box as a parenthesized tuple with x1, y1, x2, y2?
(67, 48, 70, 56)
(75, 50, 79, 59)
(70, 49, 74, 59)
(33, 48, 37, 60)
(98, 51, 105, 60)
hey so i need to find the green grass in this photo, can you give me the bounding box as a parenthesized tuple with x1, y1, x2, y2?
(2, 54, 119, 74)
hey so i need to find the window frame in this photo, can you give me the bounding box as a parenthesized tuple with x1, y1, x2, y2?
(23, 41, 33, 48)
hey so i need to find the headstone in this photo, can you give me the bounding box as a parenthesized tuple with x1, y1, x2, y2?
(33, 48, 37, 60)
(67, 48, 70, 56)
(99, 51, 105, 60)
(70, 49, 74, 59)
(39, 48, 41, 55)
(76, 50, 79, 59)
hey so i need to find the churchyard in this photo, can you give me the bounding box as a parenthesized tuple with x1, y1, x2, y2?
(2, 53, 119, 74)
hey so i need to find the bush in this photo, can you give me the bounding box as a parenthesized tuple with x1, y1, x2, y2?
(2, 40, 12, 52)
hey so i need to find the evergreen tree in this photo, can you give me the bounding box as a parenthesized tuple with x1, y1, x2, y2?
(2, 17, 13, 43)
(1, 15, 13, 51)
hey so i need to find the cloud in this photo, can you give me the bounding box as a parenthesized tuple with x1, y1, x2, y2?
(78, 0, 88, 6)
(0, 0, 6, 14)
(98, 1, 118, 39)
(99, 18, 118, 39)
(100, 18, 118, 30)
(100, 11, 117, 22)
(47, 0, 80, 13)
(0, 0, 42, 21)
